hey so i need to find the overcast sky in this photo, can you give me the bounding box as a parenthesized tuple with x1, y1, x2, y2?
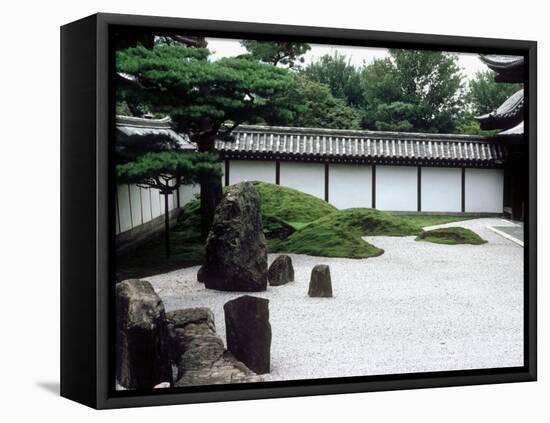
(206, 37, 486, 80)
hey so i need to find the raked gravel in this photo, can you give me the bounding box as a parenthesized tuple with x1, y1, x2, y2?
(146, 218, 523, 382)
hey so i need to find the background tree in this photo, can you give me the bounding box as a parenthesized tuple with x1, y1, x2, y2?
(116, 42, 302, 237)
(240, 40, 311, 68)
(465, 69, 522, 116)
(279, 75, 361, 129)
(359, 50, 464, 132)
(117, 151, 221, 258)
(303, 52, 364, 107)
(454, 69, 522, 135)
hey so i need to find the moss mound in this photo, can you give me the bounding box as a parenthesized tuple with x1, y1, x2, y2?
(415, 227, 487, 245)
(117, 181, 489, 279)
(251, 181, 337, 228)
(273, 208, 422, 259)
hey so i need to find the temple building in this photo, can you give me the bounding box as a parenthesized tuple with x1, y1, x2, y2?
(477, 54, 526, 221)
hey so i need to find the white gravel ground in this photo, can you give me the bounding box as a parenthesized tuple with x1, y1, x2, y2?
(146, 217, 523, 381)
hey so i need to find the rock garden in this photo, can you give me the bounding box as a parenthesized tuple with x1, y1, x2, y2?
(116, 182, 523, 390)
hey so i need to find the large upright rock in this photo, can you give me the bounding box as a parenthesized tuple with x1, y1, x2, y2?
(268, 255, 295, 286)
(202, 182, 268, 292)
(308, 265, 333, 297)
(224, 295, 271, 374)
(116, 279, 172, 390)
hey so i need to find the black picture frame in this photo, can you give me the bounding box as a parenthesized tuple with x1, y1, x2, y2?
(60, 12, 537, 409)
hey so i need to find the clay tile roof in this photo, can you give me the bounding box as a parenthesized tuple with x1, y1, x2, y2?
(215, 125, 507, 166)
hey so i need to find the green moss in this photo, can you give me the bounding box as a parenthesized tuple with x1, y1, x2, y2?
(251, 181, 337, 228)
(394, 213, 491, 228)
(116, 181, 490, 279)
(272, 208, 422, 259)
(415, 227, 487, 245)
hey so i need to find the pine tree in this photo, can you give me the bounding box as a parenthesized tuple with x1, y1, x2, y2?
(116, 42, 301, 237)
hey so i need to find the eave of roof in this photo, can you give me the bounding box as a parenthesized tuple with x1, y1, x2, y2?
(479, 54, 525, 83)
(116, 115, 195, 150)
(215, 125, 507, 166)
(498, 121, 524, 137)
(476, 89, 524, 131)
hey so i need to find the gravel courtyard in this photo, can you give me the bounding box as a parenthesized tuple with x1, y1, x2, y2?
(146, 217, 524, 381)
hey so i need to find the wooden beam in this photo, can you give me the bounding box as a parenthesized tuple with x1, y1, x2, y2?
(417, 166, 422, 212)
(372, 165, 376, 209)
(224, 159, 230, 187)
(461, 167, 466, 212)
(324, 162, 329, 202)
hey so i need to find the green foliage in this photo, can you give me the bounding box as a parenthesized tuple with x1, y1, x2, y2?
(454, 113, 500, 136)
(116, 44, 302, 143)
(116, 151, 222, 189)
(416, 227, 487, 245)
(358, 51, 464, 132)
(465, 70, 522, 116)
(303, 52, 364, 106)
(240, 40, 311, 67)
(282, 75, 361, 129)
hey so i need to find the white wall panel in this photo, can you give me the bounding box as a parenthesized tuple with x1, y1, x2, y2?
(421, 167, 462, 212)
(129, 184, 142, 226)
(465, 168, 504, 213)
(328, 164, 372, 209)
(141, 187, 152, 223)
(229, 160, 276, 185)
(150, 187, 161, 219)
(376, 166, 417, 211)
(179, 184, 200, 206)
(279, 162, 325, 199)
(117, 184, 132, 233)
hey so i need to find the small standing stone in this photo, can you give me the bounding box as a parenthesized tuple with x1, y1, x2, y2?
(116, 279, 172, 390)
(308, 265, 333, 297)
(268, 255, 295, 286)
(224, 296, 271, 374)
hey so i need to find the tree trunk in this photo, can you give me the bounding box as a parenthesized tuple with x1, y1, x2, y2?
(163, 193, 171, 259)
(198, 135, 223, 239)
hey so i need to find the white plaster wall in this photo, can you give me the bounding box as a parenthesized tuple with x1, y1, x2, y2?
(179, 183, 200, 206)
(116, 183, 198, 235)
(279, 162, 325, 199)
(328, 164, 372, 209)
(229, 160, 276, 185)
(129, 184, 142, 226)
(421, 167, 462, 212)
(141, 187, 152, 223)
(150, 187, 162, 219)
(465, 168, 504, 213)
(117, 185, 132, 233)
(376, 166, 418, 211)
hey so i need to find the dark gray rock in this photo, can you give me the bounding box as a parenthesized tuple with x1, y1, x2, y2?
(224, 295, 271, 374)
(197, 266, 205, 283)
(167, 307, 263, 386)
(202, 182, 268, 292)
(116, 279, 172, 390)
(308, 265, 333, 297)
(268, 255, 295, 286)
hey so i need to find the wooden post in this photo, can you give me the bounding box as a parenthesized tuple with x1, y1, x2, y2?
(164, 193, 171, 259)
